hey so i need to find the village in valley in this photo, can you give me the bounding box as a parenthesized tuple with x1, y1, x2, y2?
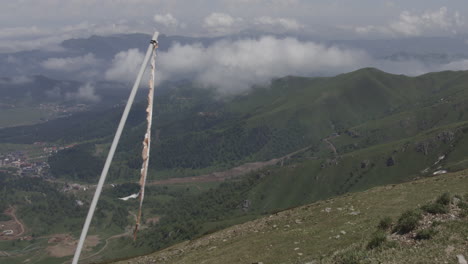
(0, 142, 92, 243)
(0, 142, 76, 178)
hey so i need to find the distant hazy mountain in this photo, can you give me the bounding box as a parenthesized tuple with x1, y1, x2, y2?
(328, 36, 468, 57)
(60, 33, 223, 59)
(1, 33, 468, 81)
(0, 33, 223, 80)
(0, 74, 133, 107)
(382, 52, 468, 64)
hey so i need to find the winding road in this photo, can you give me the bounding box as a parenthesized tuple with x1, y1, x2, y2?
(323, 134, 339, 156)
(78, 211, 137, 263)
(4, 206, 25, 238)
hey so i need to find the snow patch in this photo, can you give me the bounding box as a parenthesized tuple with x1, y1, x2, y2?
(118, 193, 139, 201)
(433, 170, 448, 175)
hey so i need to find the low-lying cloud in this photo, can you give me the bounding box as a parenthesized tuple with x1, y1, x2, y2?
(104, 36, 468, 96)
(154, 13, 180, 28)
(203, 12, 243, 34)
(254, 16, 303, 31)
(354, 7, 465, 37)
(65, 83, 100, 102)
(105, 49, 144, 82)
(156, 36, 369, 94)
(105, 36, 370, 94)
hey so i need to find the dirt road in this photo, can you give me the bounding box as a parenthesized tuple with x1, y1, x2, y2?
(0, 206, 25, 240)
(323, 135, 339, 156)
(79, 212, 137, 263)
(79, 232, 130, 263)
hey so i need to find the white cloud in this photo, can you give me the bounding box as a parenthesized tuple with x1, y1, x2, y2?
(204, 13, 236, 27)
(0, 21, 142, 53)
(440, 59, 468, 71)
(105, 49, 145, 82)
(354, 7, 466, 37)
(0, 26, 45, 39)
(0, 34, 66, 53)
(203, 12, 243, 33)
(390, 7, 451, 36)
(103, 35, 468, 96)
(65, 83, 100, 102)
(154, 13, 179, 27)
(254, 16, 303, 31)
(41, 53, 99, 72)
(156, 36, 370, 95)
(354, 25, 380, 35)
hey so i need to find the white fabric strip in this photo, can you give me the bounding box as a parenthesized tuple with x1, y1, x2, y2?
(134, 40, 158, 240)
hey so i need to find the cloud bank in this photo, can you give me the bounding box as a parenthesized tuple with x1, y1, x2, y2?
(103, 35, 468, 96)
(157, 37, 371, 95)
(65, 83, 100, 102)
(254, 16, 303, 31)
(105, 49, 145, 82)
(106, 36, 370, 94)
(390, 7, 464, 36)
(354, 7, 465, 37)
(203, 12, 243, 34)
(154, 13, 180, 27)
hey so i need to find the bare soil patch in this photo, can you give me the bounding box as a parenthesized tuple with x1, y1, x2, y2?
(46, 234, 100, 258)
(0, 207, 26, 240)
(145, 216, 161, 225)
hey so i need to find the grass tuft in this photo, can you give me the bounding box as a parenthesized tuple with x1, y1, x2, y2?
(367, 231, 387, 249)
(334, 249, 367, 264)
(421, 202, 449, 214)
(377, 216, 392, 230)
(415, 228, 437, 240)
(393, 209, 422, 234)
(435, 192, 451, 206)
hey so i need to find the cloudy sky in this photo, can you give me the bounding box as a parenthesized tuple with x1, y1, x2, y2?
(3, 0, 468, 95)
(2, 0, 468, 52)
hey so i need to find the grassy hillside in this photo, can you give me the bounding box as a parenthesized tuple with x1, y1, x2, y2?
(113, 170, 468, 264)
(5, 68, 468, 183)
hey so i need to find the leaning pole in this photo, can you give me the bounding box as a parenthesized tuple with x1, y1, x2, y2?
(71, 31, 159, 264)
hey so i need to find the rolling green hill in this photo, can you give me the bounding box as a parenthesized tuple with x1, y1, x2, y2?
(5, 67, 468, 181)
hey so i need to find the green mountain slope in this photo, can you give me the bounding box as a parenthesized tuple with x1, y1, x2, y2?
(113, 170, 468, 264)
(10, 68, 467, 181)
(121, 68, 468, 175)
